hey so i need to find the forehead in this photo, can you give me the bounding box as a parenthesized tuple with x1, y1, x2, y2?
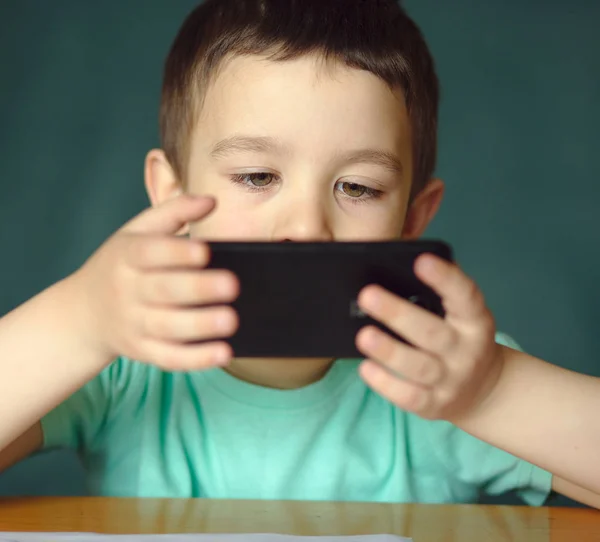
(192, 54, 412, 165)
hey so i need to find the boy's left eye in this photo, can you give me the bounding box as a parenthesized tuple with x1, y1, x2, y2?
(339, 182, 366, 198)
(334, 181, 382, 202)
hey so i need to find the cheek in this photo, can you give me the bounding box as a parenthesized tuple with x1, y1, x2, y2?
(334, 211, 406, 241)
(334, 192, 408, 241)
(185, 172, 263, 240)
(189, 199, 266, 240)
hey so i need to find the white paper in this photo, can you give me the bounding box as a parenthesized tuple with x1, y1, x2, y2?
(0, 534, 411, 542)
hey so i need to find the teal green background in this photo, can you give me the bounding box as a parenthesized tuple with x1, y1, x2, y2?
(0, 1, 598, 505)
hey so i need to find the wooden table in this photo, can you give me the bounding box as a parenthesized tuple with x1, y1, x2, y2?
(0, 498, 598, 542)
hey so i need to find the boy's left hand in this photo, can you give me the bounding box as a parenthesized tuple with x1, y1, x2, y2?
(356, 253, 504, 423)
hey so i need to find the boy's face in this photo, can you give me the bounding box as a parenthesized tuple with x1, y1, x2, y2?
(146, 54, 444, 242)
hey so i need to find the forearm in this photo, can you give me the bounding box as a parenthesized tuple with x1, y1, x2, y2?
(456, 345, 600, 494)
(0, 277, 111, 452)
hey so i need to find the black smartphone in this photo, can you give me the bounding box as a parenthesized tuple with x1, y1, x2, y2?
(206, 240, 453, 358)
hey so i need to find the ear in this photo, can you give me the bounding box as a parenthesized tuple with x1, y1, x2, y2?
(401, 178, 444, 239)
(144, 149, 189, 235)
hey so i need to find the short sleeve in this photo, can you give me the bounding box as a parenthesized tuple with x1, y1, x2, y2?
(40, 356, 136, 453)
(494, 331, 523, 351)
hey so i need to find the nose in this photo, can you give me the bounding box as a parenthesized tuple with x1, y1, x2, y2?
(272, 192, 334, 242)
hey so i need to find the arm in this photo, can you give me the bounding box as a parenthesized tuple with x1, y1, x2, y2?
(356, 253, 600, 509)
(0, 279, 109, 459)
(455, 346, 600, 507)
(0, 424, 43, 472)
(0, 195, 238, 470)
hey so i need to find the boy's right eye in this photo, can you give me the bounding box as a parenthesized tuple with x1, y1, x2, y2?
(230, 172, 278, 191)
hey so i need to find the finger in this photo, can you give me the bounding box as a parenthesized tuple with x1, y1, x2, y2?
(139, 306, 238, 342)
(356, 326, 443, 386)
(359, 360, 431, 415)
(128, 236, 210, 270)
(138, 270, 240, 306)
(414, 254, 487, 321)
(138, 339, 233, 371)
(122, 194, 216, 235)
(358, 285, 458, 356)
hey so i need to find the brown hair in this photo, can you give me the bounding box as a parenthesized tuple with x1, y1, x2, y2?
(160, 0, 439, 197)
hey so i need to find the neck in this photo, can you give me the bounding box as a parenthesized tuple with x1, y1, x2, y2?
(224, 357, 335, 389)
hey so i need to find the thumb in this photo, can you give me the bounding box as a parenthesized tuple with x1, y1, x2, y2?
(122, 194, 216, 235)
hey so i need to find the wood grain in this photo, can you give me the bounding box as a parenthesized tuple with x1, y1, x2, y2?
(0, 498, 598, 542)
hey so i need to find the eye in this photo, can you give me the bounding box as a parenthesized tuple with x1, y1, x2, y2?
(335, 180, 382, 203)
(341, 182, 367, 198)
(229, 172, 278, 191)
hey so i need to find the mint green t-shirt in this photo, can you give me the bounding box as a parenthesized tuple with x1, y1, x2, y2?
(41, 333, 552, 504)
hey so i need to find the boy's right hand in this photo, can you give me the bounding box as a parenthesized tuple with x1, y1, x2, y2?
(69, 194, 239, 371)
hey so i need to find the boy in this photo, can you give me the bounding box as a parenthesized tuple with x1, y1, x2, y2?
(1, 0, 599, 506)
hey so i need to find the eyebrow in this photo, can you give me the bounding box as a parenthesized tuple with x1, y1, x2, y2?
(209, 135, 289, 159)
(336, 149, 404, 178)
(209, 134, 403, 178)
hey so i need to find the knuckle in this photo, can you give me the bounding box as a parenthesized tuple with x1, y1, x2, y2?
(169, 239, 189, 263)
(389, 311, 406, 333)
(191, 275, 210, 300)
(411, 359, 429, 383)
(136, 236, 164, 267)
(143, 311, 170, 339)
(154, 315, 173, 338)
(421, 323, 438, 343)
(148, 276, 172, 303)
(440, 327, 459, 350)
(416, 359, 440, 385)
(125, 235, 146, 266)
(423, 323, 456, 350)
(446, 329, 460, 350)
